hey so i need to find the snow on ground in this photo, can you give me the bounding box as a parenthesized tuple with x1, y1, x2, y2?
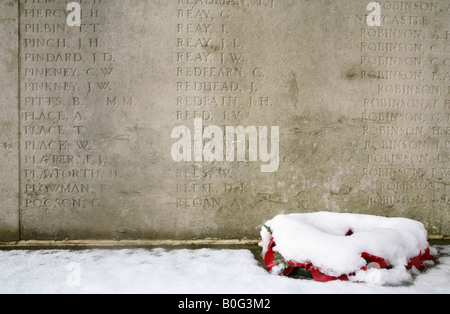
(0, 246, 448, 294)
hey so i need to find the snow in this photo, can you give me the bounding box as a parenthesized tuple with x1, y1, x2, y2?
(260, 212, 438, 285)
(0, 246, 449, 294)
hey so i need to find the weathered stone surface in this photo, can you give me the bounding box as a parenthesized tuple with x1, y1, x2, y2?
(2, 0, 449, 241)
(0, 0, 19, 241)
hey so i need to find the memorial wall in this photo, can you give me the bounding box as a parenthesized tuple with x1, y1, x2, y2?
(0, 0, 448, 241)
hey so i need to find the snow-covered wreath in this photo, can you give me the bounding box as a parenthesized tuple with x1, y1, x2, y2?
(260, 212, 437, 285)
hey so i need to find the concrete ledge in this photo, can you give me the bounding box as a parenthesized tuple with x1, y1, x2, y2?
(0, 236, 448, 249)
(0, 239, 261, 249)
(428, 235, 449, 240)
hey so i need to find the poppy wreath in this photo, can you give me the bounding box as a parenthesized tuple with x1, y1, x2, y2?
(261, 213, 437, 283)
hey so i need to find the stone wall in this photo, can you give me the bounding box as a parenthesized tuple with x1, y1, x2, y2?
(0, 0, 448, 241)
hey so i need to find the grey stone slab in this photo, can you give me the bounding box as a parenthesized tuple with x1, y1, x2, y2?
(4, 0, 449, 241)
(0, 0, 19, 241)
